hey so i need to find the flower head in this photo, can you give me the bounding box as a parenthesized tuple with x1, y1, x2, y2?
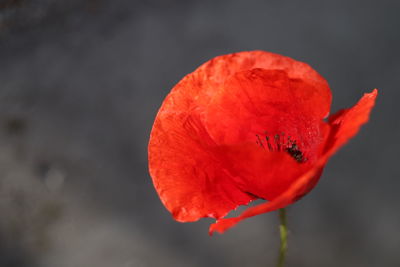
(148, 51, 377, 235)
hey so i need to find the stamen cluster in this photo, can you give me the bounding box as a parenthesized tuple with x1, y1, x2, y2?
(256, 133, 306, 163)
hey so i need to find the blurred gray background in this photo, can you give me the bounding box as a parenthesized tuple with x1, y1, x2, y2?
(0, 0, 398, 266)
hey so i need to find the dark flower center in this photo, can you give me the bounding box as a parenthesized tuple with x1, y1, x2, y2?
(256, 133, 306, 163)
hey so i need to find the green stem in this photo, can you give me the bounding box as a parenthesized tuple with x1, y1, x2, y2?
(277, 208, 288, 267)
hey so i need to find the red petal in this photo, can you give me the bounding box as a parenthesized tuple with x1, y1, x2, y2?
(162, 51, 331, 117)
(209, 165, 324, 235)
(209, 89, 378, 235)
(205, 69, 328, 156)
(324, 89, 378, 154)
(217, 142, 318, 201)
(204, 68, 330, 200)
(149, 113, 254, 222)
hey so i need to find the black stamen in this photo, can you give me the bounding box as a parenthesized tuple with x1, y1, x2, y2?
(256, 134, 265, 149)
(285, 141, 305, 163)
(274, 134, 280, 151)
(256, 132, 306, 163)
(265, 136, 273, 151)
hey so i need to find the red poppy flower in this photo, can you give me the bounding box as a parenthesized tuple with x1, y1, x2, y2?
(148, 51, 377, 235)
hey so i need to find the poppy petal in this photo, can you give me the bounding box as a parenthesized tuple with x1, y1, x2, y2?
(162, 51, 331, 117)
(217, 142, 317, 201)
(324, 89, 378, 155)
(204, 68, 330, 200)
(149, 113, 255, 222)
(209, 89, 377, 235)
(209, 163, 324, 235)
(205, 68, 328, 156)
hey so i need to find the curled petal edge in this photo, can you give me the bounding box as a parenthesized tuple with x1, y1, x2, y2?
(209, 89, 378, 235)
(209, 162, 324, 235)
